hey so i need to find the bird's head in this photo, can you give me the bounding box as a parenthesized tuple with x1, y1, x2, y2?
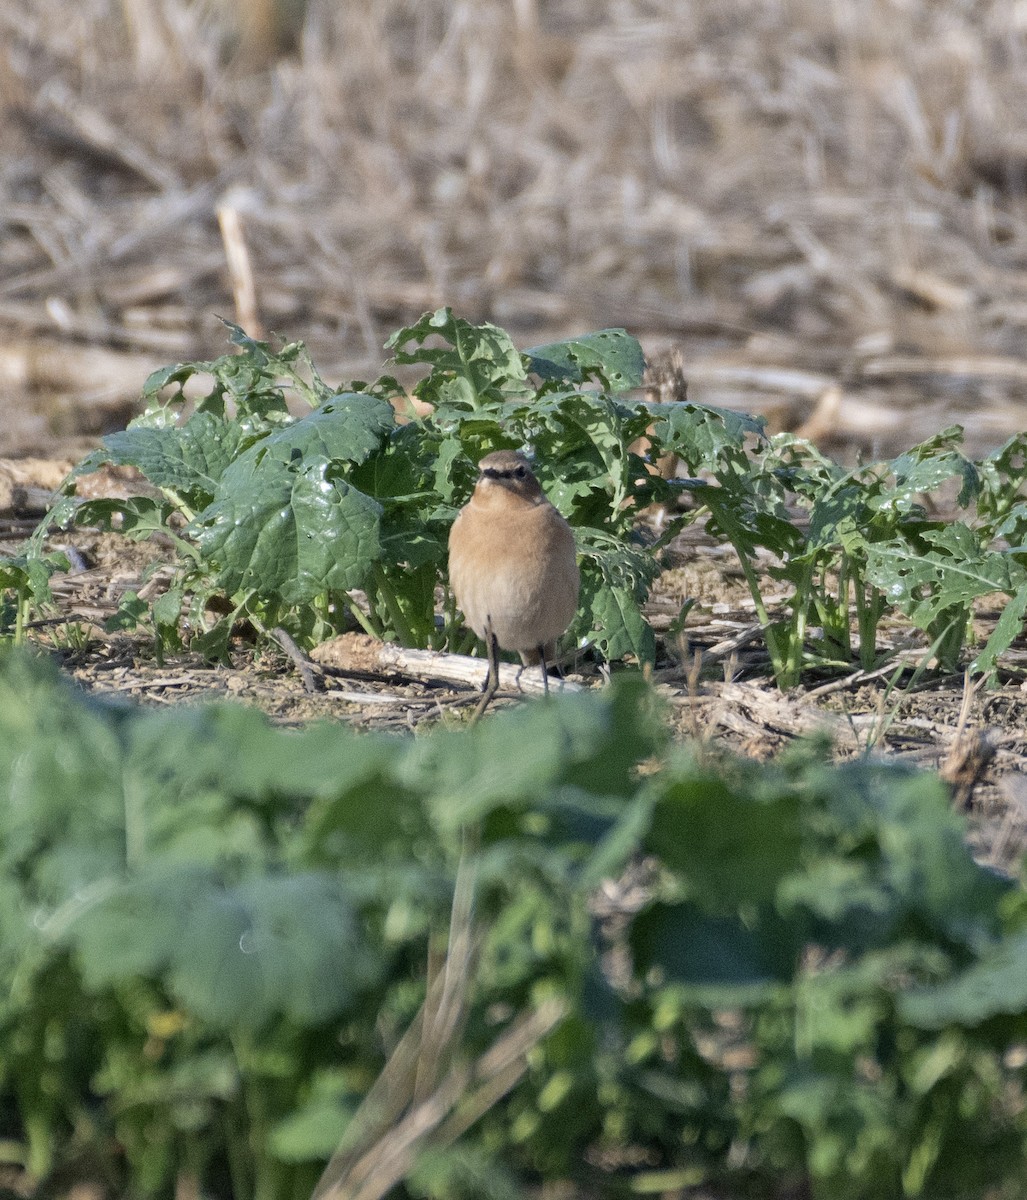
(474, 450, 545, 504)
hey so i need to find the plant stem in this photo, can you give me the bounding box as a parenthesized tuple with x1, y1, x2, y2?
(15, 585, 27, 646)
(160, 486, 196, 523)
(731, 551, 794, 685)
(346, 596, 384, 639)
(372, 563, 415, 647)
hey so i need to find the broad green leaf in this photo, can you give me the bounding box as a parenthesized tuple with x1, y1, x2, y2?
(524, 329, 646, 391)
(0, 551, 65, 606)
(124, 701, 428, 863)
(105, 590, 148, 632)
(187, 393, 394, 592)
(864, 525, 1027, 631)
(806, 483, 872, 553)
(580, 574, 656, 665)
(0, 651, 127, 892)
(777, 859, 896, 950)
(258, 392, 395, 466)
(169, 871, 374, 1027)
(71, 867, 375, 1027)
(193, 454, 382, 605)
(575, 531, 661, 664)
(808, 760, 1010, 952)
(95, 414, 250, 506)
(73, 495, 174, 542)
(505, 390, 657, 520)
(630, 901, 791, 1000)
(510, 389, 652, 456)
(402, 677, 663, 828)
(646, 764, 803, 908)
(650, 402, 766, 469)
(900, 929, 1027, 1029)
(68, 863, 213, 986)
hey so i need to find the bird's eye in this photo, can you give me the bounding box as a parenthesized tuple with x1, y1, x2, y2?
(515, 465, 526, 478)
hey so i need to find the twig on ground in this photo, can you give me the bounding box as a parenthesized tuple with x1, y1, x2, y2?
(271, 626, 323, 694)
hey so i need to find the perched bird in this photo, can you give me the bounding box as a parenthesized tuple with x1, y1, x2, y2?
(448, 449, 579, 718)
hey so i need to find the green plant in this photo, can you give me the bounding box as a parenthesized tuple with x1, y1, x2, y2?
(669, 423, 1027, 687)
(18, 314, 691, 668)
(2, 649, 1027, 1199)
(9, 311, 1027, 687)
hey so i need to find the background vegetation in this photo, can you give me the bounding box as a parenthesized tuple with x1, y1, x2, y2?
(5, 0, 1027, 458)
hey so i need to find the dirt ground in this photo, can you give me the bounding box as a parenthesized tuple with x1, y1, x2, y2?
(5, 0, 1027, 875)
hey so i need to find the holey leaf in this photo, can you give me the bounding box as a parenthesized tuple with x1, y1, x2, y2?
(575, 532, 661, 665)
(650, 402, 766, 470)
(72, 413, 252, 511)
(193, 396, 393, 604)
(864, 524, 1027, 631)
(524, 329, 646, 391)
(386, 307, 530, 410)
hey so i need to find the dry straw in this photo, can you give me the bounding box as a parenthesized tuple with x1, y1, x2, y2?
(3, 0, 1027, 456)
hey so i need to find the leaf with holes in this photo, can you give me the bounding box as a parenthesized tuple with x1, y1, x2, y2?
(524, 329, 646, 391)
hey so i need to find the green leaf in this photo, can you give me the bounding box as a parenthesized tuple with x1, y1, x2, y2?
(145, 320, 329, 417)
(0, 551, 66, 607)
(580, 573, 655, 665)
(864, 525, 1027, 632)
(259, 392, 396, 466)
(386, 308, 530, 409)
(647, 760, 803, 908)
(524, 329, 645, 391)
(151, 586, 185, 631)
(69, 866, 375, 1028)
(105, 591, 148, 632)
(97, 414, 250, 507)
(808, 759, 1010, 952)
(172, 871, 374, 1026)
(0, 650, 127, 895)
(575, 530, 661, 664)
(73, 495, 174, 542)
(505, 390, 656, 522)
(972, 583, 1027, 676)
(269, 1072, 358, 1161)
(887, 427, 979, 510)
(630, 901, 790, 1001)
(650, 402, 766, 469)
(401, 676, 664, 828)
(900, 929, 1027, 1029)
(193, 452, 382, 605)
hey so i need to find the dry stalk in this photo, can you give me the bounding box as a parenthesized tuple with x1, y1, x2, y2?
(311, 831, 566, 1200)
(216, 203, 264, 340)
(940, 669, 994, 809)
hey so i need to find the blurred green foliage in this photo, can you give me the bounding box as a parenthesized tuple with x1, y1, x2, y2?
(1, 650, 1027, 1199)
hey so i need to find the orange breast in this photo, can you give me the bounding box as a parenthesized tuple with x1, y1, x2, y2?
(448, 499, 579, 654)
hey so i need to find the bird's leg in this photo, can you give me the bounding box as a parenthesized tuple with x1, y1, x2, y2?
(472, 622, 501, 723)
(537, 644, 550, 697)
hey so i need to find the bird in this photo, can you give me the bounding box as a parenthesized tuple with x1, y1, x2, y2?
(448, 449, 580, 719)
